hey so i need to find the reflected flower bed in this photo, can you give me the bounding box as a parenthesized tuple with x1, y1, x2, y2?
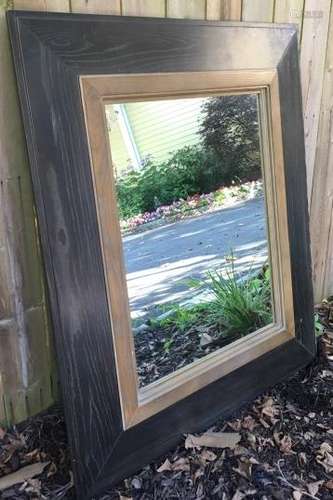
(120, 180, 263, 234)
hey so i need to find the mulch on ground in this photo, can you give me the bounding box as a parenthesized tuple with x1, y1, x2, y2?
(1, 303, 333, 499)
(134, 316, 240, 387)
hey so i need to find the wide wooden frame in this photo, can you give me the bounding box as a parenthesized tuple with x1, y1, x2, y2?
(8, 11, 314, 499)
(80, 72, 295, 430)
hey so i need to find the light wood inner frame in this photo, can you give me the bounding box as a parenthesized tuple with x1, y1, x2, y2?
(80, 71, 295, 429)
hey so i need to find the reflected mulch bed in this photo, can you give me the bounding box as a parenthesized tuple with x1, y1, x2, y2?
(134, 317, 241, 388)
(1, 303, 333, 499)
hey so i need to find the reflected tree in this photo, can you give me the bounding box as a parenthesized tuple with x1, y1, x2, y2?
(199, 94, 261, 184)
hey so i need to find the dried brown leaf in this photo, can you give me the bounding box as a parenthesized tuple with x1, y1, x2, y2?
(307, 480, 324, 497)
(0, 462, 49, 491)
(172, 457, 190, 472)
(259, 418, 270, 429)
(228, 420, 242, 432)
(317, 454, 333, 473)
(325, 479, 333, 490)
(316, 442, 333, 473)
(200, 332, 213, 346)
(131, 478, 142, 489)
(279, 435, 293, 454)
(200, 450, 217, 462)
(298, 452, 307, 466)
(242, 416, 257, 431)
(185, 432, 240, 450)
(233, 459, 252, 480)
(231, 490, 246, 500)
(156, 458, 172, 473)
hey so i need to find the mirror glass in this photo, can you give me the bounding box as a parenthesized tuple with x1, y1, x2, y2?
(105, 93, 273, 389)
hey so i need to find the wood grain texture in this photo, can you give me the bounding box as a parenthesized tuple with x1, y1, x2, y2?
(83, 71, 295, 429)
(309, 6, 333, 301)
(121, 0, 165, 17)
(13, 0, 70, 11)
(274, 0, 304, 40)
(0, 4, 55, 424)
(8, 11, 314, 497)
(277, 34, 314, 353)
(242, 0, 274, 22)
(71, 0, 121, 14)
(206, 0, 242, 20)
(300, 0, 331, 198)
(206, 0, 221, 19)
(221, 0, 242, 20)
(167, 0, 205, 19)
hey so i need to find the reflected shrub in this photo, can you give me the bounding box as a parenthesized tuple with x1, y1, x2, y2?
(116, 145, 220, 218)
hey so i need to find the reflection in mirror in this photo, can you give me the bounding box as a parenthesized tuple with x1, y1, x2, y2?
(105, 93, 272, 389)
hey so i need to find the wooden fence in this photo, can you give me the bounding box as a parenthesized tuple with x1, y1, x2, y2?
(0, 0, 332, 423)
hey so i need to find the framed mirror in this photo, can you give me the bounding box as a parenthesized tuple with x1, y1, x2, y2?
(8, 11, 314, 499)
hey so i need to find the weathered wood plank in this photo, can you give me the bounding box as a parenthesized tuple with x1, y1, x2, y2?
(309, 5, 333, 301)
(0, 325, 21, 404)
(0, 246, 11, 320)
(274, 0, 304, 40)
(121, 0, 165, 17)
(206, 0, 221, 19)
(221, 0, 242, 20)
(0, 3, 56, 424)
(5, 177, 44, 309)
(167, 0, 205, 19)
(206, 0, 242, 20)
(71, 0, 121, 14)
(13, 0, 70, 11)
(300, 0, 331, 199)
(242, 0, 274, 22)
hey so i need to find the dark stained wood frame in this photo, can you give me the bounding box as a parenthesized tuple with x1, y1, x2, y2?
(8, 11, 314, 499)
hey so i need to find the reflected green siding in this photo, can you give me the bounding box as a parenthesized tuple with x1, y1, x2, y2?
(107, 97, 205, 174)
(107, 106, 132, 176)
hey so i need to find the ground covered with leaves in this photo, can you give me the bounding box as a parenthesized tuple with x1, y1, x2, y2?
(1, 308, 333, 499)
(134, 307, 240, 387)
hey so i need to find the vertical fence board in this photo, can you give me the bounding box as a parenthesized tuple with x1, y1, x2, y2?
(121, 0, 165, 17)
(206, 0, 221, 19)
(0, 2, 57, 424)
(309, 5, 333, 301)
(221, 0, 242, 20)
(207, 1, 242, 20)
(167, 0, 206, 19)
(300, 0, 331, 199)
(274, 0, 304, 41)
(71, 0, 121, 14)
(5, 177, 44, 310)
(13, 0, 70, 11)
(242, 0, 274, 21)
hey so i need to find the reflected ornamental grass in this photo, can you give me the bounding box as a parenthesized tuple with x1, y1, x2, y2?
(134, 262, 272, 387)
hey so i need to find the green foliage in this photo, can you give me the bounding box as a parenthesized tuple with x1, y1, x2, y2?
(159, 304, 202, 332)
(116, 145, 220, 218)
(156, 263, 272, 342)
(213, 189, 225, 206)
(314, 313, 324, 337)
(199, 94, 262, 184)
(206, 266, 272, 336)
(117, 94, 262, 219)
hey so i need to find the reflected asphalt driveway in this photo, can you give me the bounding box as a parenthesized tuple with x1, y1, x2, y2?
(122, 197, 268, 320)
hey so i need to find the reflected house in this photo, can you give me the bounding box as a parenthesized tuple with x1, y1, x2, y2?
(106, 97, 205, 174)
